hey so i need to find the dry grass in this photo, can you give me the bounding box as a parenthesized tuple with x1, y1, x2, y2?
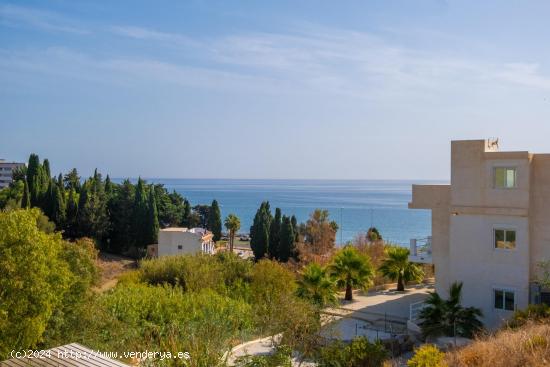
(93, 252, 137, 292)
(446, 321, 550, 367)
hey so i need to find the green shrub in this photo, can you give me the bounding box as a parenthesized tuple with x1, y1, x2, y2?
(0, 209, 73, 357)
(510, 304, 550, 328)
(407, 344, 446, 367)
(316, 337, 389, 367)
(235, 345, 292, 367)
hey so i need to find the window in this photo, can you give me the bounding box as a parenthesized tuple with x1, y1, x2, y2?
(177, 245, 182, 250)
(494, 167, 517, 188)
(494, 229, 516, 249)
(494, 289, 515, 311)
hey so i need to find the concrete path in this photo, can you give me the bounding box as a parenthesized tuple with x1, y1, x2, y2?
(226, 285, 433, 366)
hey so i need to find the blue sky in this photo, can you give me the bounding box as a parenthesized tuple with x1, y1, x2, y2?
(2, 1, 550, 180)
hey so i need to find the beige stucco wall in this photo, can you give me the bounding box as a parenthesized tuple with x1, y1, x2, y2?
(158, 231, 204, 256)
(410, 139, 549, 329)
(530, 154, 550, 278)
(449, 214, 529, 328)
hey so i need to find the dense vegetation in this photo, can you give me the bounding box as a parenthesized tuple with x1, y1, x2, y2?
(0, 154, 222, 257)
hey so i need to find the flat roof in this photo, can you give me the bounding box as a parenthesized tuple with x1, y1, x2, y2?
(0, 343, 130, 367)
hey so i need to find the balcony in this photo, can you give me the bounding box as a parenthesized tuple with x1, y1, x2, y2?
(409, 236, 432, 264)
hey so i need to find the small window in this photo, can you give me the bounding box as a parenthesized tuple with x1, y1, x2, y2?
(494, 167, 517, 188)
(494, 229, 516, 249)
(494, 289, 515, 311)
(177, 245, 183, 250)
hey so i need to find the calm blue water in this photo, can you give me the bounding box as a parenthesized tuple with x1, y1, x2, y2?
(133, 179, 441, 246)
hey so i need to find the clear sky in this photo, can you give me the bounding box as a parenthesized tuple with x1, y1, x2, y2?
(2, 1, 550, 180)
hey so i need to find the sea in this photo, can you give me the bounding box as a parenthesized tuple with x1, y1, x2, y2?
(137, 179, 444, 246)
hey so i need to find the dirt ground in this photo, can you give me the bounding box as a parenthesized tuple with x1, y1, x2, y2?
(94, 252, 137, 292)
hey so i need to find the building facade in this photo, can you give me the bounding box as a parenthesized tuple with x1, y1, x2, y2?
(0, 159, 25, 189)
(147, 227, 215, 258)
(409, 139, 550, 328)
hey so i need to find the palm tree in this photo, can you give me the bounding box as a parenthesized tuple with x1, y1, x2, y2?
(224, 214, 241, 253)
(329, 245, 374, 301)
(379, 246, 424, 291)
(297, 263, 338, 308)
(419, 282, 483, 339)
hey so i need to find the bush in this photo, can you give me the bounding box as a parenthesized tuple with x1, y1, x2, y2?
(234, 345, 292, 367)
(316, 337, 389, 367)
(0, 209, 73, 357)
(407, 345, 447, 367)
(510, 304, 550, 328)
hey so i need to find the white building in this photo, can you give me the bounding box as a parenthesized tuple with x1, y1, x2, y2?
(409, 139, 550, 328)
(147, 227, 215, 258)
(0, 159, 25, 189)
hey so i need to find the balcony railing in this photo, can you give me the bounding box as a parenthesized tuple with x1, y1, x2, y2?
(409, 236, 432, 264)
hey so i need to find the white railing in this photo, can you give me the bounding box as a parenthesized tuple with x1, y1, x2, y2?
(409, 236, 432, 263)
(409, 301, 428, 322)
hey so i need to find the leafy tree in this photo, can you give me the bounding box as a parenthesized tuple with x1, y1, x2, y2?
(367, 227, 382, 241)
(250, 201, 272, 260)
(296, 263, 337, 308)
(279, 215, 295, 262)
(193, 204, 211, 228)
(269, 208, 282, 259)
(419, 282, 483, 339)
(0, 209, 73, 357)
(329, 245, 374, 301)
(379, 246, 424, 291)
(146, 186, 159, 245)
(208, 199, 222, 241)
(224, 214, 241, 253)
(301, 209, 339, 255)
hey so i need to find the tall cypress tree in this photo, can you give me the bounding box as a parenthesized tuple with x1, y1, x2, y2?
(51, 183, 66, 228)
(291, 215, 299, 242)
(21, 180, 30, 209)
(26, 154, 41, 206)
(208, 199, 222, 241)
(108, 179, 135, 253)
(132, 178, 149, 252)
(279, 215, 295, 262)
(65, 188, 78, 238)
(146, 186, 159, 245)
(268, 208, 282, 259)
(43, 159, 51, 179)
(250, 201, 272, 260)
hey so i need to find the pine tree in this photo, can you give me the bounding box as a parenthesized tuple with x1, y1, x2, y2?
(268, 207, 282, 259)
(64, 168, 81, 192)
(146, 186, 159, 245)
(108, 179, 135, 253)
(208, 199, 222, 241)
(279, 215, 296, 262)
(21, 180, 30, 209)
(250, 201, 272, 260)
